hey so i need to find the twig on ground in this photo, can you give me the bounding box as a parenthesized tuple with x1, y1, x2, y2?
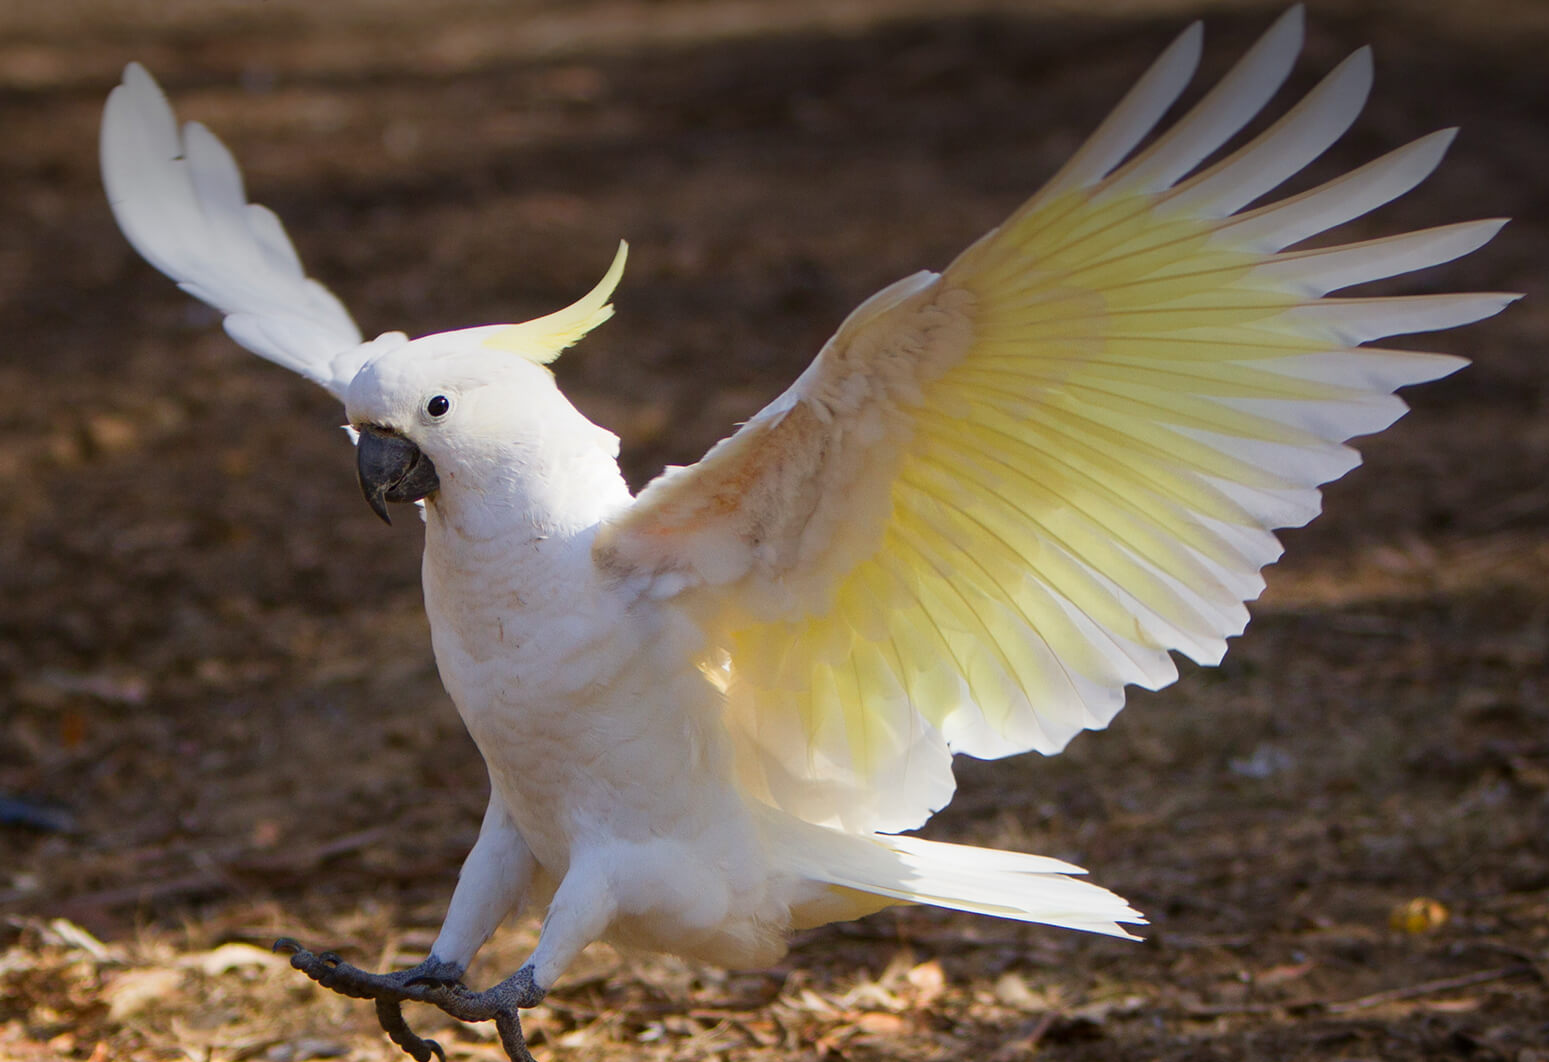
(1183, 963, 1535, 1019)
(1321, 964, 1534, 1014)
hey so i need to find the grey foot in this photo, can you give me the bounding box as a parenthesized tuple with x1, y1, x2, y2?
(273, 938, 543, 1062)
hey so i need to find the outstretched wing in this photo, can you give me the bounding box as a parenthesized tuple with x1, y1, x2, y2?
(595, 7, 1517, 833)
(101, 63, 392, 401)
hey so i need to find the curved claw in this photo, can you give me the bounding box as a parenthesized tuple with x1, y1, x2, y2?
(495, 1009, 536, 1062)
(378, 998, 446, 1062)
(272, 938, 538, 1062)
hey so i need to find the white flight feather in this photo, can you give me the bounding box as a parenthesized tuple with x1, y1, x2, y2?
(1100, 5, 1305, 197)
(1252, 219, 1509, 295)
(1165, 45, 1372, 217)
(1218, 128, 1457, 250)
(1033, 21, 1204, 202)
(595, 5, 1517, 843)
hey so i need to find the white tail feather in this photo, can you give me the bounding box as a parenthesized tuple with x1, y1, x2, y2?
(769, 812, 1146, 940)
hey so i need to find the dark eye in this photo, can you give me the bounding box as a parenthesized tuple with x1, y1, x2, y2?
(425, 395, 451, 418)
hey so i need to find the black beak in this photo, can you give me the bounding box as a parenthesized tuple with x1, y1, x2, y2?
(356, 425, 440, 525)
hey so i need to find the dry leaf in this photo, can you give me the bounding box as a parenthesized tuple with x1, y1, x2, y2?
(1254, 961, 1315, 987)
(854, 1011, 909, 1036)
(1390, 898, 1450, 934)
(905, 959, 946, 1006)
(104, 968, 184, 1021)
(992, 972, 1046, 1011)
(188, 942, 289, 976)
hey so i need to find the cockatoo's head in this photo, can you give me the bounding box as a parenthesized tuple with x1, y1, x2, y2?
(343, 243, 630, 526)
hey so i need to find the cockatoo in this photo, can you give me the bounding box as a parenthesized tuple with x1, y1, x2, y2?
(101, 8, 1514, 1061)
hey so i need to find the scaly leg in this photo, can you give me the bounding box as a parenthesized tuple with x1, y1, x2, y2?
(282, 852, 620, 1061)
(276, 940, 545, 1062)
(277, 796, 535, 1060)
(275, 941, 467, 1061)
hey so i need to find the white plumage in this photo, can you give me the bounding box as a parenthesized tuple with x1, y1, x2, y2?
(101, 8, 1514, 1060)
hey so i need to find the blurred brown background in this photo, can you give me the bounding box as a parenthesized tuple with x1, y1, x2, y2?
(2, 1, 1546, 1059)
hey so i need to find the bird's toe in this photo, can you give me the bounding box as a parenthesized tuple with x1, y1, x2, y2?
(274, 939, 541, 1061)
(376, 997, 446, 1062)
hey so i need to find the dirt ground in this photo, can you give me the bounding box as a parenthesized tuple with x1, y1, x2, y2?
(2, 0, 1547, 1059)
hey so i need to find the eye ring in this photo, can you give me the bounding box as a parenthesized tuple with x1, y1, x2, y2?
(425, 394, 451, 418)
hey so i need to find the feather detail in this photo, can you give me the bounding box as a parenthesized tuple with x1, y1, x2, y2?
(595, 9, 1515, 835)
(100, 63, 372, 400)
(482, 242, 629, 364)
(767, 810, 1145, 939)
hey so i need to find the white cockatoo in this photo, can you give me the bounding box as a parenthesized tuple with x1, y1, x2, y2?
(101, 8, 1514, 1061)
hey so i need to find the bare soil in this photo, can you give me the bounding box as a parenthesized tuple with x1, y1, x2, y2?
(2, 1, 1546, 1060)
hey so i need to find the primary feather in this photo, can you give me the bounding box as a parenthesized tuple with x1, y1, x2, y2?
(103, 8, 1514, 1059)
(593, 4, 1516, 835)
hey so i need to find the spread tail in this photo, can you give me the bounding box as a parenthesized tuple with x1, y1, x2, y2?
(769, 812, 1145, 940)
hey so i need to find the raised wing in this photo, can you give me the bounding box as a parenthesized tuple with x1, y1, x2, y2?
(101, 63, 391, 401)
(594, 7, 1517, 833)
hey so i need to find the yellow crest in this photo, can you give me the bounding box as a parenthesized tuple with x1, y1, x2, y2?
(482, 241, 628, 364)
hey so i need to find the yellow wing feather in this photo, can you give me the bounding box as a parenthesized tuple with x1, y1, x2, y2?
(595, 10, 1517, 833)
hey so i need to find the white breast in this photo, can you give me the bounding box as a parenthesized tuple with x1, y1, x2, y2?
(419, 511, 815, 965)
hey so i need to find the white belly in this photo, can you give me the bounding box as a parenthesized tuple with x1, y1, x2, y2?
(421, 529, 805, 966)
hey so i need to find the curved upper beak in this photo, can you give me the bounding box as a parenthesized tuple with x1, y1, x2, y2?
(356, 425, 440, 525)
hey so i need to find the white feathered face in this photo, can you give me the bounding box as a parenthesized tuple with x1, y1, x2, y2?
(343, 333, 619, 525)
(345, 338, 543, 523)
